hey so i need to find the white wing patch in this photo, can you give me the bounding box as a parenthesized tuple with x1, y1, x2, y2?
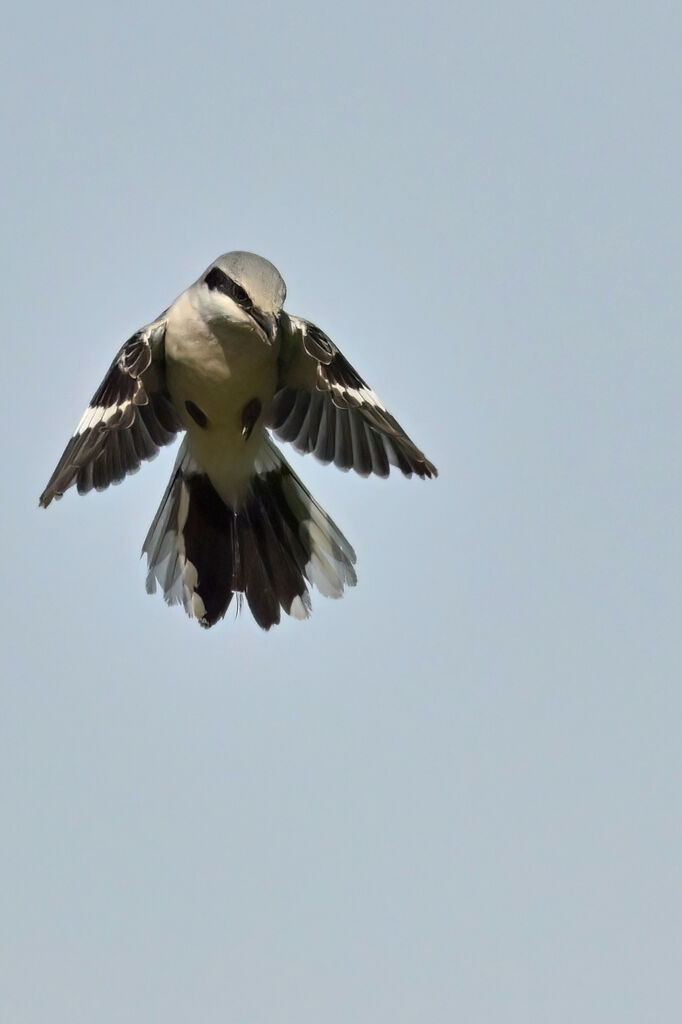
(328, 382, 384, 411)
(75, 399, 134, 435)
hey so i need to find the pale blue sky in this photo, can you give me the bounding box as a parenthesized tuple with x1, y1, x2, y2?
(2, 2, 681, 1021)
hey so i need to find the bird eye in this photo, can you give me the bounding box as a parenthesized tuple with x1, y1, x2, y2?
(231, 282, 251, 306)
(204, 267, 253, 311)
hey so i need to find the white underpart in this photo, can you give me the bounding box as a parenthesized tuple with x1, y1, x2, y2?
(163, 287, 279, 507)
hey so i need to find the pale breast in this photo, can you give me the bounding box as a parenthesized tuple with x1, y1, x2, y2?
(163, 290, 281, 505)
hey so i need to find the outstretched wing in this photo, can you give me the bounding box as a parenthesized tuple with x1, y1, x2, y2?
(268, 314, 437, 479)
(40, 321, 183, 507)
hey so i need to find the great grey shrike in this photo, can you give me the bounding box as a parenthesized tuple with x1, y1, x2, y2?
(40, 251, 437, 629)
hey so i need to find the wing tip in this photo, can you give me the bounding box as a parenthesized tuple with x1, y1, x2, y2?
(421, 458, 438, 479)
(39, 485, 62, 508)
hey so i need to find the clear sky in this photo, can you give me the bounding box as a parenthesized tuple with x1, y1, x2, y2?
(2, 2, 681, 1021)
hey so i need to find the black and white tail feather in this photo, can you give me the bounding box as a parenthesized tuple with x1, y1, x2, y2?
(143, 436, 357, 630)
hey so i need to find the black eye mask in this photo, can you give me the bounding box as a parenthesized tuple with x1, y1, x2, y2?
(204, 266, 274, 339)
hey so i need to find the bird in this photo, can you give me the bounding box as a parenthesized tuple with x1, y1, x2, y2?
(40, 251, 437, 630)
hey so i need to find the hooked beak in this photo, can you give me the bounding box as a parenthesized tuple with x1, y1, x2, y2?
(250, 310, 278, 346)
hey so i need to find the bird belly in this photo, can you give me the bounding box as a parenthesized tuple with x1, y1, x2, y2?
(165, 315, 279, 505)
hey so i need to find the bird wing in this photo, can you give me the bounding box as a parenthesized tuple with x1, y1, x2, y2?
(40, 320, 183, 507)
(268, 314, 437, 478)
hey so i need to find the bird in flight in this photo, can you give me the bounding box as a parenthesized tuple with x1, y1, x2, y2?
(40, 252, 437, 629)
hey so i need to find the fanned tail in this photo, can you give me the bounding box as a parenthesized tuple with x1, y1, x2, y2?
(142, 436, 357, 629)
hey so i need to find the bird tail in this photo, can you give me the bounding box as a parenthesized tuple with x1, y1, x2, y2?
(142, 436, 357, 629)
